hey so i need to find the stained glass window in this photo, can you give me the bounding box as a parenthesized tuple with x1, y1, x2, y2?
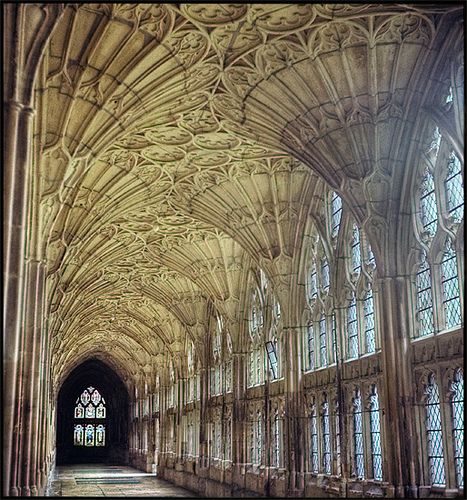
(353, 388, 365, 479)
(319, 315, 327, 368)
(451, 369, 464, 489)
(425, 374, 446, 486)
(347, 294, 358, 359)
(363, 289, 375, 353)
(74, 387, 106, 447)
(445, 152, 464, 223)
(351, 224, 361, 275)
(322, 396, 332, 474)
(307, 324, 315, 371)
(416, 253, 434, 337)
(321, 257, 330, 292)
(331, 192, 342, 238)
(310, 404, 319, 473)
(420, 168, 438, 237)
(369, 386, 383, 480)
(441, 238, 461, 329)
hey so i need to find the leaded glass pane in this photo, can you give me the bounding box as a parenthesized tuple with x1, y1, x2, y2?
(96, 425, 105, 447)
(335, 400, 341, 476)
(351, 224, 361, 274)
(75, 404, 84, 419)
(451, 370, 464, 489)
(310, 405, 319, 473)
(85, 404, 96, 419)
(441, 239, 461, 329)
(322, 257, 330, 292)
(445, 152, 464, 223)
(322, 398, 332, 474)
(331, 192, 343, 238)
(85, 424, 95, 447)
(416, 255, 434, 337)
(369, 386, 383, 481)
(256, 413, 262, 464)
(273, 410, 281, 467)
(319, 315, 327, 368)
(426, 374, 446, 486)
(363, 289, 376, 353)
(309, 263, 318, 301)
(74, 425, 84, 446)
(91, 389, 101, 405)
(81, 390, 90, 405)
(420, 169, 438, 237)
(353, 389, 365, 479)
(308, 324, 315, 371)
(367, 243, 376, 266)
(347, 296, 358, 359)
(331, 313, 338, 364)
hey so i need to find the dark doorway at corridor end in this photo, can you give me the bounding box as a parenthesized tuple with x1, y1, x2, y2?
(56, 358, 130, 465)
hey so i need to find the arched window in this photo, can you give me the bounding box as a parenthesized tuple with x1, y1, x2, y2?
(425, 373, 446, 486)
(347, 294, 358, 359)
(351, 223, 362, 275)
(369, 385, 383, 481)
(419, 167, 438, 237)
(450, 369, 464, 489)
(444, 152, 464, 223)
(310, 401, 319, 473)
(74, 386, 106, 447)
(330, 191, 343, 239)
(441, 238, 461, 329)
(363, 288, 376, 354)
(335, 398, 341, 476)
(319, 315, 327, 368)
(272, 407, 282, 468)
(415, 252, 435, 337)
(353, 388, 365, 479)
(411, 125, 463, 338)
(322, 395, 332, 474)
(307, 324, 315, 371)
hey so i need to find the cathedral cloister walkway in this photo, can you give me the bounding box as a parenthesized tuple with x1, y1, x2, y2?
(49, 464, 197, 497)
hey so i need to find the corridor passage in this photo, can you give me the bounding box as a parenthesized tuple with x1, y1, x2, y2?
(50, 464, 197, 497)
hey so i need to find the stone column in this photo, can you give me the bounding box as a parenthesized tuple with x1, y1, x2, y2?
(376, 275, 418, 497)
(231, 352, 245, 477)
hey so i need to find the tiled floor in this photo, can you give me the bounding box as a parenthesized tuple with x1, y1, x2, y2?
(50, 464, 197, 497)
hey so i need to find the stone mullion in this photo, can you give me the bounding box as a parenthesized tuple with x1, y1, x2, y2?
(282, 326, 302, 495)
(231, 352, 245, 480)
(198, 367, 209, 468)
(376, 275, 418, 496)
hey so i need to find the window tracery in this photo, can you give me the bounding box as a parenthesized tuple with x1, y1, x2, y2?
(411, 123, 464, 338)
(73, 386, 106, 447)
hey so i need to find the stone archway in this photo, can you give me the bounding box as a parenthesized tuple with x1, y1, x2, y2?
(56, 359, 130, 465)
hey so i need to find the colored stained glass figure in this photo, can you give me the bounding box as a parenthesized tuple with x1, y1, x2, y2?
(96, 425, 105, 447)
(96, 403, 106, 419)
(91, 389, 101, 405)
(85, 424, 94, 446)
(74, 425, 84, 446)
(85, 404, 96, 419)
(81, 390, 90, 405)
(74, 403, 84, 419)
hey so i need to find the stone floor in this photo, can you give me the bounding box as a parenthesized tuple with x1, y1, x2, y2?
(50, 464, 197, 497)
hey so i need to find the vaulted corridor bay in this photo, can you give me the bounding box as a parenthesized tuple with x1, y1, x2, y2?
(3, 3, 464, 499)
(49, 465, 196, 497)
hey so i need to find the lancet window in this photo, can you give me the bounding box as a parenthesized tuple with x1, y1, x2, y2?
(352, 388, 365, 479)
(451, 369, 464, 489)
(411, 124, 463, 338)
(73, 386, 106, 447)
(344, 221, 377, 360)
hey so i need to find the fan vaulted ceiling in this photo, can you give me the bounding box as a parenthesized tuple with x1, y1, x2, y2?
(38, 3, 462, 388)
